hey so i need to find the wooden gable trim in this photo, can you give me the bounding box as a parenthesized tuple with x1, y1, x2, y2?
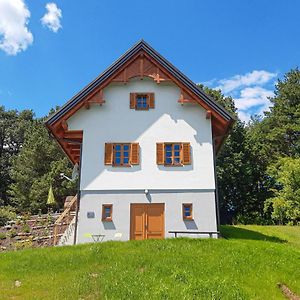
(48, 49, 228, 131)
(178, 89, 197, 104)
(111, 52, 172, 84)
(46, 40, 234, 126)
(85, 89, 105, 109)
(46, 43, 234, 162)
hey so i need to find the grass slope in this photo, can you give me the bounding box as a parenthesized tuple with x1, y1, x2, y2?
(0, 226, 299, 300)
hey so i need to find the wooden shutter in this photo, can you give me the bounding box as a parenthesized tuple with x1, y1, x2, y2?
(156, 143, 165, 165)
(130, 93, 136, 109)
(104, 143, 113, 165)
(130, 143, 140, 165)
(181, 143, 191, 165)
(149, 93, 155, 109)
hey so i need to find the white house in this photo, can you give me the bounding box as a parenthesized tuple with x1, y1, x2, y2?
(46, 40, 234, 244)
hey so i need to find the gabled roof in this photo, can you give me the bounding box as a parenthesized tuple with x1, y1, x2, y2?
(45, 40, 234, 164)
(46, 40, 233, 125)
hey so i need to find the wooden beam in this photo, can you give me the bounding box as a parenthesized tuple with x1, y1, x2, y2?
(70, 149, 80, 154)
(206, 111, 212, 119)
(178, 90, 196, 104)
(123, 67, 128, 83)
(63, 130, 83, 140)
(66, 144, 80, 149)
(140, 54, 144, 79)
(86, 89, 105, 108)
(61, 120, 68, 131)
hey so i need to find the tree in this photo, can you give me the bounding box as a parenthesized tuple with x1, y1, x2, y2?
(0, 106, 34, 205)
(201, 87, 273, 224)
(256, 68, 300, 162)
(247, 68, 300, 222)
(9, 119, 76, 213)
(264, 158, 300, 224)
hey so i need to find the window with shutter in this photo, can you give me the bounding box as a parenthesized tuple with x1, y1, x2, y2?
(156, 142, 191, 166)
(130, 93, 155, 110)
(105, 143, 140, 167)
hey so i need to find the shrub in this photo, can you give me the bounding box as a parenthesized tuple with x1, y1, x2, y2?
(7, 229, 17, 238)
(0, 206, 17, 226)
(22, 224, 31, 233)
(0, 232, 6, 240)
(14, 240, 33, 250)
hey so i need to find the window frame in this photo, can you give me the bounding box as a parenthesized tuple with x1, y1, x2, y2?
(113, 143, 131, 167)
(135, 93, 150, 110)
(182, 203, 193, 220)
(102, 204, 113, 222)
(164, 143, 182, 166)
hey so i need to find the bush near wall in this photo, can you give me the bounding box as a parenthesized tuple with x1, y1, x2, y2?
(0, 206, 16, 226)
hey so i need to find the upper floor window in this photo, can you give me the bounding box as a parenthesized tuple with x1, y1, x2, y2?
(165, 143, 181, 166)
(104, 143, 140, 167)
(136, 94, 149, 110)
(130, 93, 155, 110)
(156, 142, 191, 166)
(114, 143, 130, 166)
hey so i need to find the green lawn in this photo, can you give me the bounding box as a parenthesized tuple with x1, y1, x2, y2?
(0, 226, 299, 300)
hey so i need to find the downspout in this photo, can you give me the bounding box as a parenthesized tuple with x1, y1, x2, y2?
(73, 143, 83, 245)
(212, 137, 220, 236)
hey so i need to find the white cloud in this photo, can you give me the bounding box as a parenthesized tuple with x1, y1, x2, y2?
(0, 0, 33, 55)
(216, 70, 277, 93)
(235, 87, 274, 122)
(41, 3, 62, 33)
(235, 87, 273, 111)
(206, 70, 277, 122)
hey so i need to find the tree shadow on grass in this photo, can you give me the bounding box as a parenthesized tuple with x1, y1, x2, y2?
(220, 225, 287, 244)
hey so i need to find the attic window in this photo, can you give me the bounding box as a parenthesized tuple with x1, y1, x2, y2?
(136, 94, 149, 110)
(130, 93, 155, 110)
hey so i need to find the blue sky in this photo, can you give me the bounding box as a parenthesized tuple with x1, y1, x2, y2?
(0, 0, 299, 121)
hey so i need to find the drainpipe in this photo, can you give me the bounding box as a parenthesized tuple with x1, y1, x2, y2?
(73, 143, 83, 245)
(212, 139, 220, 236)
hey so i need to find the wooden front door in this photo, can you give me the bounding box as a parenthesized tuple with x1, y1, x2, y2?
(130, 204, 164, 240)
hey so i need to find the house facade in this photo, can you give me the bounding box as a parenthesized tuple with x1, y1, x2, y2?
(46, 41, 234, 244)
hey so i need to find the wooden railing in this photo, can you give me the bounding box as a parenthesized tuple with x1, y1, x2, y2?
(53, 195, 77, 245)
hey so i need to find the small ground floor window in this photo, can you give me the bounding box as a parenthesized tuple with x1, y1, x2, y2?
(102, 204, 113, 222)
(182, 203, 193, 220)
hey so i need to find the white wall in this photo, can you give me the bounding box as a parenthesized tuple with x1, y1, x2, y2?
(77, 190, 218, 243)
(68, 78, 215, 191)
